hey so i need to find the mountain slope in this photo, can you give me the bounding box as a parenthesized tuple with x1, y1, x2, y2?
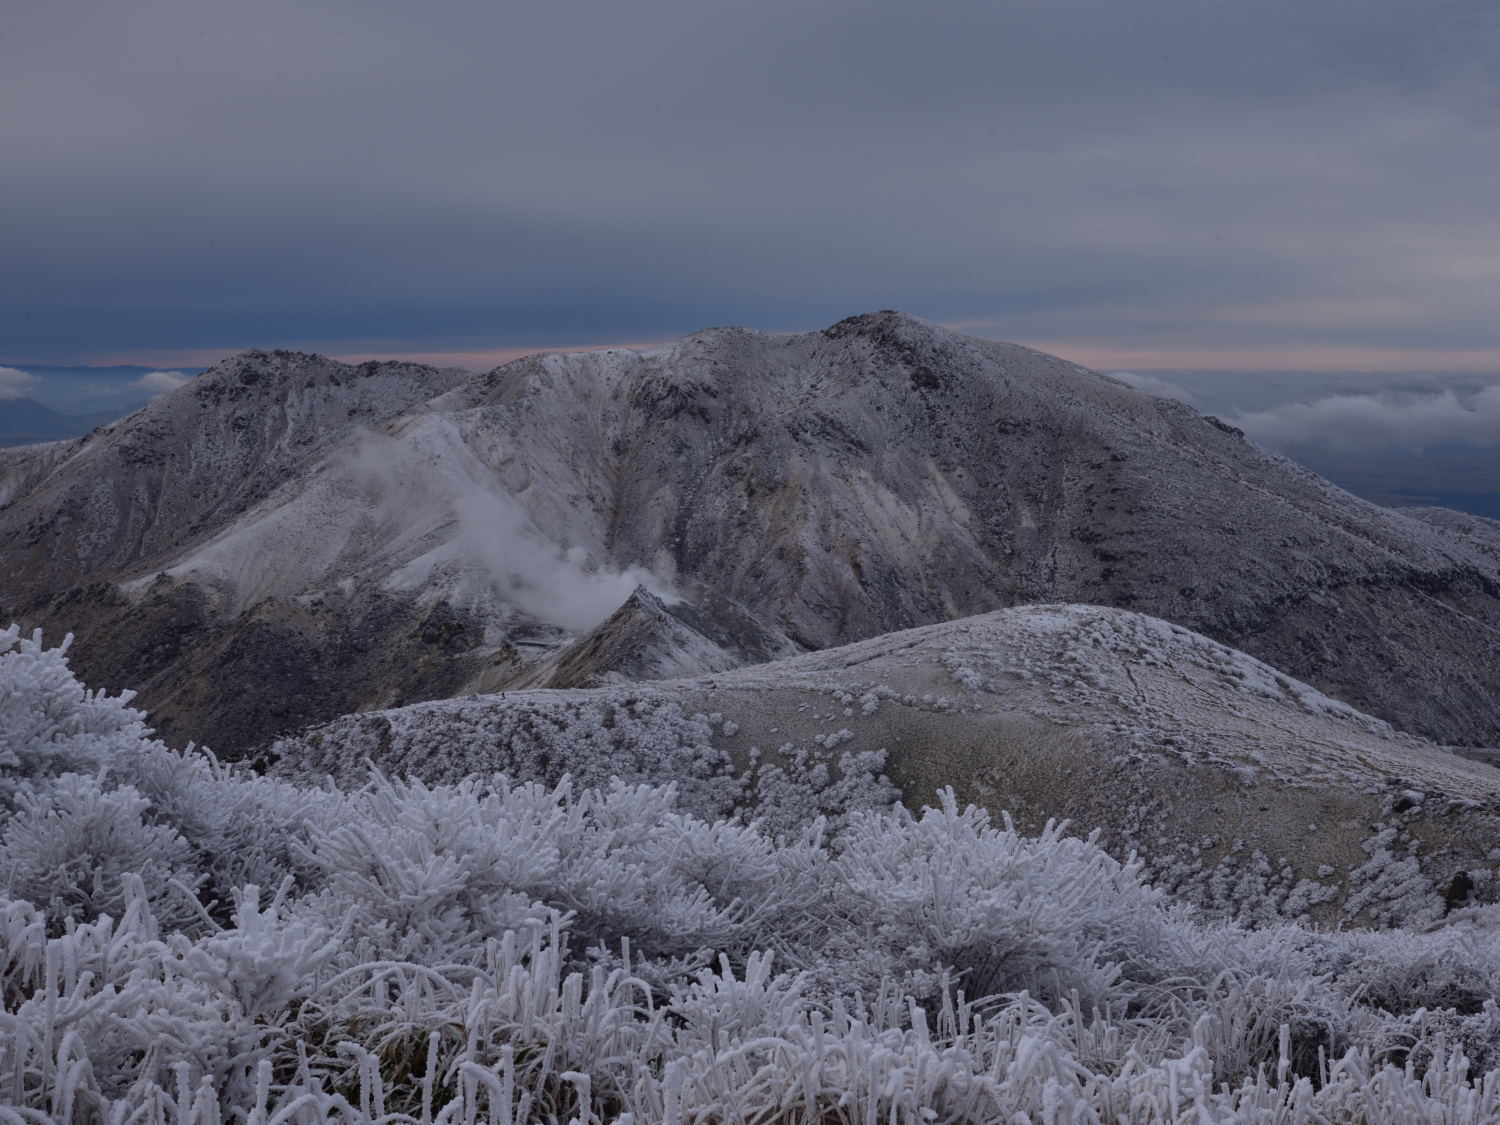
(4, 313, 1500, 751)
(0, 352, 481, 747)
(271, 604, 1500, 925)
(1401, 505, 1500, 558)
(0, 350, 471, 590)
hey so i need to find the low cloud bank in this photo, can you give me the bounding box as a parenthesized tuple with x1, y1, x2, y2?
(0, 367, 40, 401)
(1235, 383, 1500, 452)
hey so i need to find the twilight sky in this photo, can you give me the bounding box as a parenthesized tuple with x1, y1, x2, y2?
(4, 0, 1500, 370)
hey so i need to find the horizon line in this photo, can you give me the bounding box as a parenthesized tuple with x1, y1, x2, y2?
(11, 326, 1500, 376)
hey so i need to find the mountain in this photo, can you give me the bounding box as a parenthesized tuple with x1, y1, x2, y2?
(4, 313, 1500, 752)
(0, 351, 475, 748)
(271, 603, 1500, 926)
(0, 396, 123, 446)
(501, 586, 799, 691)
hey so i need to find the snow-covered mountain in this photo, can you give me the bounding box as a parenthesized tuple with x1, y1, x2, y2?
(4, 312, 1500, 752)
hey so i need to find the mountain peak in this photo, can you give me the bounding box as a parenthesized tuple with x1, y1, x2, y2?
(821, 309, 945, 344)
(825, 308, 932, 329)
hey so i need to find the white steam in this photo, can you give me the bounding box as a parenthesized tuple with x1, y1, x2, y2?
(449, 488, 666, 631)
(0, 367, 40, 401)
(1234, 383, 1500, 452)
(344, 426, 671, 632)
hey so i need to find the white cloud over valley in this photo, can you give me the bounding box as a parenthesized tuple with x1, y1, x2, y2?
(1235, 383, 1500, 452)
(0, 367, 40, 401)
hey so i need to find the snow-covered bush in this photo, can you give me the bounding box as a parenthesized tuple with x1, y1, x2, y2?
(0, 626, 153, 799)
(825, 794, 1177, 1008)
(5, 625, 1500, 1121)
(0, 773, 204, 931)
(271, 692, 902, 833)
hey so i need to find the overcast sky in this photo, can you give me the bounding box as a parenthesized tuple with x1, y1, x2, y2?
(4, 0, 1500, 370)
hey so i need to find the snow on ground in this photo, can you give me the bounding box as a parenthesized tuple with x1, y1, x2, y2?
(128, 415, 666, 631)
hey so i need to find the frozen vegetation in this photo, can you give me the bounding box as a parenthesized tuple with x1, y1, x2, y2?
(6, 625, 1500, 1121)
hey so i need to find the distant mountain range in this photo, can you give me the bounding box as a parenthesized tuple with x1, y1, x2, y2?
(0, 396, 125, 446)
(3, 311, 1499, 757)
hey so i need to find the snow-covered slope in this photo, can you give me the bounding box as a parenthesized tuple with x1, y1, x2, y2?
(0, 351, 470, 586)
(0, 353, 480, 748)
(1401, 505, 1500, 559)
(272, 604, 1500, 926)
(5, 313, 1500, 751)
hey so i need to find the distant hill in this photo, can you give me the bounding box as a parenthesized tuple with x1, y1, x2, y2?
(272, 602, 1500, 926)
(0, 396, 127, 447)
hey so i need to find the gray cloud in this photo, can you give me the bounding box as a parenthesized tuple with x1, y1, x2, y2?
(1236, 383, 1500, 451)
(3, 1, 1500, 362)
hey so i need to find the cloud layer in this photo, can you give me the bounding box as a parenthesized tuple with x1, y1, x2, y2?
(1235, 384, 1500, 452)
(0, 368, 40, 401)
(3, 1, 1500, 365)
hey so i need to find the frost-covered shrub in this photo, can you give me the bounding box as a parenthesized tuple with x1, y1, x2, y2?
(304, 773, 567, 965)
(179, 884, 342, 1021)
(274, 694, 750, 817)
(1347, 930, 1499, 1016)
(744, 744, 899, 837)
(0, 626, 152, 801)
(0, 774, 204, 931)
(825, 792, 1176, 1008)
(301, 772, 829, 984)
(174, 765, 345, 903)
(0, 629, 343, 923)
(273, 691, 902, 833)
